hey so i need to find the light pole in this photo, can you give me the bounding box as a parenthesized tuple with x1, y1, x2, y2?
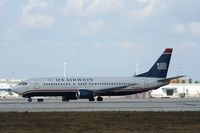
(136, 63, 139, 75)
(64, 62, 66, 77)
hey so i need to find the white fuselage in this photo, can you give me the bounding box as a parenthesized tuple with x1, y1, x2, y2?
(13, 76, 168, 98)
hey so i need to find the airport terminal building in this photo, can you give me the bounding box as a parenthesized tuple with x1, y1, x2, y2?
(151, 79, 200, 98)
(0, 78, 21, 98)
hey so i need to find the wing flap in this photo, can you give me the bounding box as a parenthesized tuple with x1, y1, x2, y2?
(94, 83, 136, 95)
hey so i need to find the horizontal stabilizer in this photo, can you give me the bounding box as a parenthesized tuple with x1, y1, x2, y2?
(158, 76, 185, 82)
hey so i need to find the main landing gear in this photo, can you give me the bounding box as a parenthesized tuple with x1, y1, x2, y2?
(89, 96, 103, 102)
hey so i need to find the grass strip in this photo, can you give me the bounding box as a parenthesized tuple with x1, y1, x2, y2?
(0, 112, 199, 133)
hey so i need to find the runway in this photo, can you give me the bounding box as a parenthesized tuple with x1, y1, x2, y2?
(0, 98, 200, 112)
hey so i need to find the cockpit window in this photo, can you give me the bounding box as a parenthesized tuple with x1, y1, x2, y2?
(18, 81, 28, 85)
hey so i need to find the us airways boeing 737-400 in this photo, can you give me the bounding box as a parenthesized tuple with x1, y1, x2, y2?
(12, 48, 183, 102)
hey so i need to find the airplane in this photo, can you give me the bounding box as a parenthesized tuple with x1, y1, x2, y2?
(12, 48, 183, 102)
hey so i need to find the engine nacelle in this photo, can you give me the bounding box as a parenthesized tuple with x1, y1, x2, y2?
(78, 89, 94, 99)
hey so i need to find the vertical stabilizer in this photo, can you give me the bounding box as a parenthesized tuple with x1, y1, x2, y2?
(136, 48, 173, 78)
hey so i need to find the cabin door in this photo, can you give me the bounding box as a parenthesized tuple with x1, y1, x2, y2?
(34, 80, 40, 89)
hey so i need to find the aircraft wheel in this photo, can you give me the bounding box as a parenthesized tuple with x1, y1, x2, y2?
(37, 98, 44, 102)
(28, 98, 32, 102)
(89, 97, 95, 101)
(97, 96, 103, 101)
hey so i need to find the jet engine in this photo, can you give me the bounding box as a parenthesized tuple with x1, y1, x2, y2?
(78, 89, 94, 99)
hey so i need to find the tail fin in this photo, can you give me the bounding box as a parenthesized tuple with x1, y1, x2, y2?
(136, 48, 173, 78)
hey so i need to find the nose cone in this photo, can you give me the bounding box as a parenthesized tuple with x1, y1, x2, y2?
(12, 85, 23, 95)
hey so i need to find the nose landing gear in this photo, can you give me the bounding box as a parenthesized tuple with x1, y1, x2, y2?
(28, 97, 32, 102)
(27, 97, 44, 102)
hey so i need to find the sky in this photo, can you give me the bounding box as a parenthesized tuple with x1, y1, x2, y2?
(0, 0, 200, 80)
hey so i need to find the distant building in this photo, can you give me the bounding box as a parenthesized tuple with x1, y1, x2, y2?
(0, 78, 21, 98)
(151, 78, 200, 98)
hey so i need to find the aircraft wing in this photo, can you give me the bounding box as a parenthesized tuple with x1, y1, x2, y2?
(158, 75, 185, 82)
(94, 83, 136, 95)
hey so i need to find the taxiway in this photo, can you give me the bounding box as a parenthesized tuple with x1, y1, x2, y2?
(0, 98, 200, 112)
